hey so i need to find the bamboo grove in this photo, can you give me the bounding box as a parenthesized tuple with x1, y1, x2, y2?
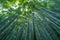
(0, 0, 60, 40)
